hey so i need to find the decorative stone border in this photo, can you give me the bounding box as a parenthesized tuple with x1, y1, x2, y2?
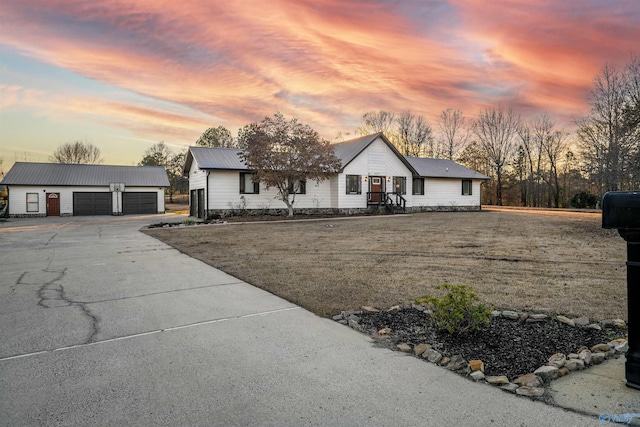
(334, 306, 629, 399)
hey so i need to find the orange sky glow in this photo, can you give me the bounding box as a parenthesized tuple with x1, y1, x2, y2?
(0, 0, 638, 167)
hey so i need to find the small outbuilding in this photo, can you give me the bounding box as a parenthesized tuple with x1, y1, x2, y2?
(0, 162, 169, 217)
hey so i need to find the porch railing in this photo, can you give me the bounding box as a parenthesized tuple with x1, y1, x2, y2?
(366, 192, 406, 213)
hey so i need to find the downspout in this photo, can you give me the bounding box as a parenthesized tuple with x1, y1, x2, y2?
(205, 171, 210, 219)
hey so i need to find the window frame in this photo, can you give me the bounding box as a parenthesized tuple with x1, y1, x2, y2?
(26, 193, 39, 212)
(412, 178, 424, 195)
(393, 176, 407, 195)
(462, 179, 473, 196)
(239, 172, 260, 194)
(345, 175, 361, 195)
(288, 180, 306, 195)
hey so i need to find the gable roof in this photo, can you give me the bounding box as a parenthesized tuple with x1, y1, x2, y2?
(184, 146, 245, 174)
(184, 134, 488, 180)
(331, 133, 418, 174)
(0, 162, 170, 187)
(406, 157, 490, 180)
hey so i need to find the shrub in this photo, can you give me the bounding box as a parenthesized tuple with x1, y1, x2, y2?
(415, 283, 491, 334)
(570, 192, 598, 209)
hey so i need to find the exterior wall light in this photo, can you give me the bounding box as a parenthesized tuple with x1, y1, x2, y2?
(363, 176, 368, 182)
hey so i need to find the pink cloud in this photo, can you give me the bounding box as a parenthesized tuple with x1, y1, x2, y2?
(1, 0, 638, 148)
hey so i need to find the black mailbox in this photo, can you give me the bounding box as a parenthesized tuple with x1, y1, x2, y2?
(602, 191, 640, 390)
(603, 191, 640, 230)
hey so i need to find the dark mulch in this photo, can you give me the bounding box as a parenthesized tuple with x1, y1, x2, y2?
(357, 308, 627, 380)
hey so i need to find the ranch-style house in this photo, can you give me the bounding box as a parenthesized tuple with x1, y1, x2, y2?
(184, 132, 490, 219)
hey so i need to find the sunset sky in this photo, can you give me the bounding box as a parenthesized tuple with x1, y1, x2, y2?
(0, 0, 638, 169)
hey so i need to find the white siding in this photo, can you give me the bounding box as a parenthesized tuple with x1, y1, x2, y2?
(8, 185, 164, 215)
(189, 161, 206, 191)
(338, 137, 414, 209)
(207, 171, 334, 210)
(412, 178, 482, 208)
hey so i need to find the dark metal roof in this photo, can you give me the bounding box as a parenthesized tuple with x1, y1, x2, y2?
(0, 162, 170, 187)
(184, 147, 246, 173)
(405, 157, 490, 180)
(332, 133, 380, 167)
(183, 135, 487, 180)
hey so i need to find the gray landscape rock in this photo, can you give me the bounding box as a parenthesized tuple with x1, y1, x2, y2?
(332, 314, 343, 321)
(516, 386, 545, 397)
(485, 375, 510, 385)
(574, 359, 585, 370)
(547, 353, 566, 368)
(413, 343, 431, 356)
(567, 353, 579, 359)
(591, 343, 611, 353)
(556, 315, 575, 327)
(501, 310, 519, 320)
(348, 319, 360, 330)
(564, 359, 579, 371)
(446, 355, 468, 371)
(387, 305, 401, 314)
(572, 316, 590, 326)
(591, 352, 605, 364)
(360, 306, 379, 313)
(396, 343, 412, 353)
(470, 371, 485, 382)
(613, 318, 626, 327)
(500, 383, 519, 393)
(491, 310, 502, 317)
(534, 366, 559, 381)
(578, 349, 592, 365)
(424, 349, 443, 364)
(585, 323, 602, 331)
(513, 373, 543, 387)
(525, 314, 549, 323)
(615, 341, 629, 353)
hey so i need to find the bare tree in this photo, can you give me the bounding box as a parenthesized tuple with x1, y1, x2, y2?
(196, 126, 236, 148)
(49, 141, 103, 164)
(396, 110, 434, 157)
(241, 113, 342, 217)
(577, 61, 639, 200)
(542, 130, 569, 207)
(356, 111, 396, 136)
(473, 106, 521, 206)
(437, 108, 468, 160)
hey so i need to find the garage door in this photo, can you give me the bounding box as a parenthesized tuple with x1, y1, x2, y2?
(123, 192, 158, 214)
(73, 193, 112, 216)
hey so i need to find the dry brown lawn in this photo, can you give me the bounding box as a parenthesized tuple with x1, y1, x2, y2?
(144, 208, 628, 321)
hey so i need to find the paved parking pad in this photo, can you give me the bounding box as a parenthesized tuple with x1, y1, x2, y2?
(0, 215, 596, 426)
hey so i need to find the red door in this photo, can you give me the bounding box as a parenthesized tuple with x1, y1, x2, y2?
(369, 177, 383, 203)
(46, 193, 60, 216)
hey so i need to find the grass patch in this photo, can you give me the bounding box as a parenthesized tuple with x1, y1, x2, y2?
(144, 209, 627, 320)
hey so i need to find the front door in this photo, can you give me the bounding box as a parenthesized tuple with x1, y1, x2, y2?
(369, 177, 384, 203)
(46, 193, 60, 216)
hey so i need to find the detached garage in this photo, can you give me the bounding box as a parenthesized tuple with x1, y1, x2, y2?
(0, 162, 169, 217)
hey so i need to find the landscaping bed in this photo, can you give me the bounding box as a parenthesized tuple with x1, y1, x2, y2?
(348, 307, 627, 379)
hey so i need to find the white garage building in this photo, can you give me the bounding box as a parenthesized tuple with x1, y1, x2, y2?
(0, 162, 169, 217)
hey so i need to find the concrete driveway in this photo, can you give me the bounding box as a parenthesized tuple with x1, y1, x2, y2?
(0, 215, 595, 426)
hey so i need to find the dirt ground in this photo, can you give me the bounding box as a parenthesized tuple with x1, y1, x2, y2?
(144, 208, 628, 321)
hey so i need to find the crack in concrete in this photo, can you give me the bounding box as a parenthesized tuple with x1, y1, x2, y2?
(11, 272, 28, 294)
(43, 232, 57, 246)
(25, 267, 101, 344)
